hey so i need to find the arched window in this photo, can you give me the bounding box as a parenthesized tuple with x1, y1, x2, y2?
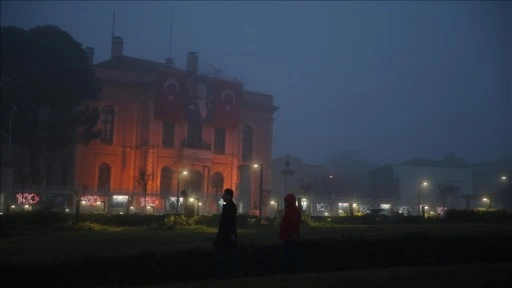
(100, 105, 115, 145)
(160, 167, 172, 195)
(97, 163, 111, 193)
(242, 125, 253, 163)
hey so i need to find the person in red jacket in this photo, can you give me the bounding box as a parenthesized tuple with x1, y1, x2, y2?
(279, 193, 304, 274)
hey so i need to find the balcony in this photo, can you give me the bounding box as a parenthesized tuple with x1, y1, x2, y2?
(181, 139, 212, 166)
(181, 139, 212, 151)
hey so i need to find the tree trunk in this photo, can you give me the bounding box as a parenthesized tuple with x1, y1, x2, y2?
(29, 107, 41, 185)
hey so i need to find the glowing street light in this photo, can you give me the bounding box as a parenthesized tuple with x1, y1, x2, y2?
(501, 176, 511, 213)
(253, 163, 264, 218)
(270, 200, 279, 219)
(482, 197, 492, 210)
(417, 181, 428, 217)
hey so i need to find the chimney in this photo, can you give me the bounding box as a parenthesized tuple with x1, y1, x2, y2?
(111, 36, 124, 58)
(85, 47, 94, 65)
(186, 51, 198, 74)
(165, 57, 174, 68)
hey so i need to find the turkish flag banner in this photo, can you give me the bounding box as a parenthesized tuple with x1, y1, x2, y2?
(154, 69, 187, 121)
(213, 79, 243, 128)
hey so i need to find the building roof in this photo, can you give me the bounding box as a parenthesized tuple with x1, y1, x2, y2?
(94, 56, 181, 75)
(399, 157, 470, 168)
(93, 55, 278, 111)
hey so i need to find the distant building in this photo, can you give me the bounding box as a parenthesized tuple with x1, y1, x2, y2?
(470, 158, 512, 212)
(362, 157, 512, 215)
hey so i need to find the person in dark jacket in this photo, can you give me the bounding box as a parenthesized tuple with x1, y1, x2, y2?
(279, 193, 304, 274)
(213, 188, 241, 278)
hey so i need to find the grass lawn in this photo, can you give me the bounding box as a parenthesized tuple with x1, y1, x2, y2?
(2, 222, 512, 265)
(141, 262, 512, 288)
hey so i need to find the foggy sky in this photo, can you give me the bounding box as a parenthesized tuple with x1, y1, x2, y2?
(2, 1, 511, 166)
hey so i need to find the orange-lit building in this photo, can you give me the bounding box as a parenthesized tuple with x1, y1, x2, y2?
(33, 36, 278, 216)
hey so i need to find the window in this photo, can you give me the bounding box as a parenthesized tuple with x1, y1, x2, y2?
(100, 105, 115, 145)
(160, 167, 172, 195)
(187, 122, 203, 147)
(214, 128, 226, 154)
(242, 125, 253, 163)
(162, 121, 175, 148)
(97, 163, 111, 193)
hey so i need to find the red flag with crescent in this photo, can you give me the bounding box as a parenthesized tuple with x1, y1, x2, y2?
(154, 69, 187, 121)
(213, 79, 243, 128)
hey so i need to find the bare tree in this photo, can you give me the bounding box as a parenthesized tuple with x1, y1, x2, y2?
(210, 172, 224, 214)
(72, 184, 88, 221)
(299, 177, 313, 215)
(437, 182, 461, 214)
(135, 150, 153, 213)
(202, 63, 246, 85)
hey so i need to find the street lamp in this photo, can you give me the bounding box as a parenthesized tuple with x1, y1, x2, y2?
(482, 197, 492, 210)
(176, 170, 188, 214)
(280, 160, 294, 211)
(253, 163, 264, 218)
(270, 200, 279, 219)
(501, 176, 511, 213)
(189, 197, 200, 216)
(96, 201, 106, 213)
(417, 181, 428, 217)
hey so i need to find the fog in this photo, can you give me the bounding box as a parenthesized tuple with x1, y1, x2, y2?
(2, 1, 510, 166)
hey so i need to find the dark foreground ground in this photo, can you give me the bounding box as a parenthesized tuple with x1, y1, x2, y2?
(145, 262, 512, 288)
(3, 232, 512, 287)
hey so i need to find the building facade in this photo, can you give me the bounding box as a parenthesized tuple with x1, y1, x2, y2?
(2, 36, 278, 216)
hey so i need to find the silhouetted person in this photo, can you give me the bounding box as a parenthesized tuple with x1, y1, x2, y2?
(279, 193, 304, 274)
(213, 188, 241, 278)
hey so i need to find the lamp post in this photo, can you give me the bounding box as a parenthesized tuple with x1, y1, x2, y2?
(482, 197, 492, 210)
(97, 201, 106, 213)
(253, 163, 264, 218)
(417, 181, 428, 217)
(501, 176, 511, 213)
(176, 170, 187, 214)
(197, 200, 202, 215)
(280, 160, 294, 210)
(270, 200, 279, 219)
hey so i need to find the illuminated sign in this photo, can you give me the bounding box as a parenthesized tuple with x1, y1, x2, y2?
(81, 195, 101, 205)
(139, 196, 159, 207)
(16, 193, 40, 204)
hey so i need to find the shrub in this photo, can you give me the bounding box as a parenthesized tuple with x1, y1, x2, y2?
(444, 209, 512, 223)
